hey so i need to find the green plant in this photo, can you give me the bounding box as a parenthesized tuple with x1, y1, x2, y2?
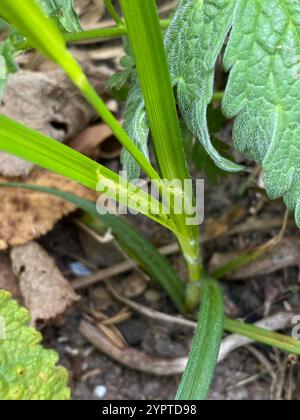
(0, 0, 300, 400)
(0, 291, 70, 400)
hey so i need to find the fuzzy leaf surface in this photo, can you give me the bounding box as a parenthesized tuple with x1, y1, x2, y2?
(36, 0, 81, 32)
(0, 291, 70, 400)
(223, 0, 300, 225)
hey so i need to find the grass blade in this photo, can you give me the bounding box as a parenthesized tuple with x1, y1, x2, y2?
(0, 115, 174, 230)
(176, 279, 224, 400)
(225, 318, 300, 356)
(120, 0, 202, 299)
(0, 0, 161, 185)
(0, 183, 186, 313)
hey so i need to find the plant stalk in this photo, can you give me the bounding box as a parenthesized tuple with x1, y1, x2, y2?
(103, 0, 124, 26)
(119, 0, 203, 308)
(13, 20, 171, 50)
(225, 318, 300, 355)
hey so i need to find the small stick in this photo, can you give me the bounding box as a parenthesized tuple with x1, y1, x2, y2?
(107, 283, 196, 329)
(73, 215, 287, 290)
(79, 320, 187, 376)
(72, 260, 138, 290)
(79, 308, 295, 377)
(77, 285, 297, 375)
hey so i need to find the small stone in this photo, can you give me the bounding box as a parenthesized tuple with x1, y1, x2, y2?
(93, 385, 107, 399)
(117, 274, 148, 298)
(144, 289, 161, 303)
(68, 262, 92, 277)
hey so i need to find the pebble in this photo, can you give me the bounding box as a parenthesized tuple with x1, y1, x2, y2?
(144, 289, 161, 303)
(93, 385, 107, 399)
(68, 262, 92, 277)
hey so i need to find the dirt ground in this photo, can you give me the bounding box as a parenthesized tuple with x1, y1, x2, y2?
(1, 0, 300, 401)
(38, 168, 300, 400)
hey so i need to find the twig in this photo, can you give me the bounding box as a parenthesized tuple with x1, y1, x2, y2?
(107, 283, 196, 329)
(79, 305, 295, 376)
(97, 285, 297, 370)
(226, 373, 264, 391)
(245, 345, 276, 380)
(72, 260, 138, 290)
(79, 320, 187, 376)
(212, 210, 289, 279)
(73, 215, 288, 290)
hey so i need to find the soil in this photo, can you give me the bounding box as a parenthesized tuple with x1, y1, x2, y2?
(38, 168, 300, 400)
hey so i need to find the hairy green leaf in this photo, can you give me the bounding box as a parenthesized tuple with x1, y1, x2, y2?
(123, 0, 241, 176)
(126, 0, 300, 225)
(0, 18, 8, 32)
(123, 0, 240, 174)
(176, 279, 224, 400)
(182, 105, 234, 184)
(122, 76, 149, 180)
(110, 42, 148, 180)
(0, 291, 70, 400)
(222, 0, 300, 226)
(165, 0, 241, 173)
(36, 0, 81, 32)
(0, 0, 70, 67)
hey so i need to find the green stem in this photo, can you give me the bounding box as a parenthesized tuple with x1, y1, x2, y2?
(225, 318, 300, 355)
(119, 0, 203, 304)
(13, 19, 171, 50)
(212, 247, 264, 279)
(103, 0, 123, 26)
(176, 279, 224, 400)
(212, 91, 224, 102)
(73, 75, 162, 185)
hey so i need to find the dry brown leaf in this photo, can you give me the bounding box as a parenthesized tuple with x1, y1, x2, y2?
(98, 324, 127, 350)
(68, 123, 121, 160)
(205, 206, 246, 239)
(0, 67, 110, 177)
(0, 254, 20, 299)
(77, 0, 106, 27)
(10, 242, 80, 323)
(209, 238, 300, 280)
(0, 168, 97, 250)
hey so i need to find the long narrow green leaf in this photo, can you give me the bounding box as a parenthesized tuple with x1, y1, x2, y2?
(120, 0, 202, 292)
(176, 279, 224, 400)
(0, 0, 162, 185)
(120, 0, 189, 183)
(0, 115, 174, 230)
(225, 318, 300, 356)
(0, 183, 186, 313)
